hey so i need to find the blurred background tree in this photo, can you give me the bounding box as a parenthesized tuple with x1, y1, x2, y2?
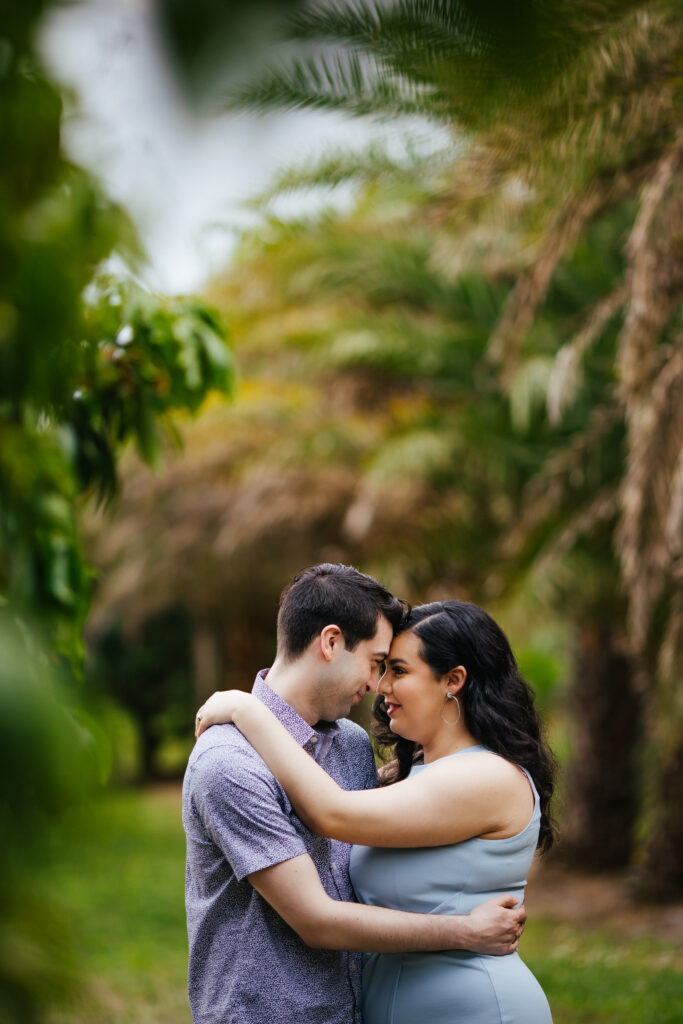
(87, 174, 629, 861)
(3, 0, 682, 1020)
(91, 0, 682, 894)
(0, 2, 233, 1019)
(220, 0, 683, 899)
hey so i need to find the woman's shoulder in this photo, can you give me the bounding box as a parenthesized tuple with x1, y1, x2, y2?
(428, 748, 532, 793)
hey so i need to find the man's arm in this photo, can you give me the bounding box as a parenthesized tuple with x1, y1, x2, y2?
(249, 854, 525, 955)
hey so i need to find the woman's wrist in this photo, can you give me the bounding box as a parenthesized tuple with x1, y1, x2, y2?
(231, 691, 254, 730)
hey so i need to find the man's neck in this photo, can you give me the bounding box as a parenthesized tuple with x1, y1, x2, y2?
(263, 656, 321, 727)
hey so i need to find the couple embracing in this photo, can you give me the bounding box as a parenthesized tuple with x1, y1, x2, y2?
(183, 563, 554, 1024)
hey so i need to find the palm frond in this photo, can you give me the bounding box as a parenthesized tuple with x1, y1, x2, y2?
(617, 341, 683, 648)
(617, 136, 683, 396)
(666, 432, 683, 557)
(228, 50, 436, 119)
(488, 183, 612, 374)
(488, 161, 653, 377)
(247, 137, 451, 206)
(527, 483, 620, 576)
(503, 402, 624, 559)
(547, 284, 626, 423)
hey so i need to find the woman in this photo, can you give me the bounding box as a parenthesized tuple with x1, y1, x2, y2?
(196, 600, 555, 1024)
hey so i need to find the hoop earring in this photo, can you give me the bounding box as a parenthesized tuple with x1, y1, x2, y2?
(440, 692, 461, 726)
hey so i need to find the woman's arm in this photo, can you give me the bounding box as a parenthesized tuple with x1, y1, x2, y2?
(196, 691, 527, 847)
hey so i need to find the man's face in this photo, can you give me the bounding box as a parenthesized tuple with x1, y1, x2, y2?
(317, 615, 393, 721)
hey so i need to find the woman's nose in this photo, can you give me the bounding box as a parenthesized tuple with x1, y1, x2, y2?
(376, 672, 391, 695)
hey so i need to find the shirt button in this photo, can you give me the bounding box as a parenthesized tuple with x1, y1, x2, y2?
(310, 736, 318, 744)
(331, 862, 337, 871)
(350, 964, 357, 973)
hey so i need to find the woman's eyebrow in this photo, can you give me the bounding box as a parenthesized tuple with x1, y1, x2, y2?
(388, 657, 408, 666)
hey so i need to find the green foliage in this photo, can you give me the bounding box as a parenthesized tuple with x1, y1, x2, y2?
(0, 267, 232, 665)
(0, 3, 234, 1018)
(208, 176, 626, 610)
(74, 275, 232, 490)
(214, 0, 683, 889)
(154, 0, 308, 102)
(88, 608, 194, 779)
(0, 9, 234, 660)
(231, 0, 675, 186)
(0, 617, 101, 1023)
(516, 648, 563, 712)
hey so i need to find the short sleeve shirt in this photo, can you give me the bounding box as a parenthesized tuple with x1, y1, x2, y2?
(182, 671, 378, 1024)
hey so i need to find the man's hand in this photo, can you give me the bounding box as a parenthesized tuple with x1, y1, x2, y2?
(463, 894, 526, 956)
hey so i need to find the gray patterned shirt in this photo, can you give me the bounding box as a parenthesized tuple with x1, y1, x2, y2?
(183, 670, 378, 1024)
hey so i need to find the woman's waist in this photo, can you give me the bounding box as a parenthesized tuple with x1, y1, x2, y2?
(446, 886, 526, 915)
(363, 949, 523, 974)
(356, 884, 526, 916)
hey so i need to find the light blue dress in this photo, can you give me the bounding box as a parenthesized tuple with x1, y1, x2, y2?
(349, 746, 552, 1024)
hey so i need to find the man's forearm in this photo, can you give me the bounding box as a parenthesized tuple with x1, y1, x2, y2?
(305, 899, 518, 956)
(248, 850, 523, 958)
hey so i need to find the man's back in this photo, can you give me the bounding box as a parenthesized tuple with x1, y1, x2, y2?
(182, 675, 377, 1024)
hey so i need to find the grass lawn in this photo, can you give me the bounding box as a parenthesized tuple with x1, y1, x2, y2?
(47, 787, 191, 1024)
(47, 786, 682, 1024)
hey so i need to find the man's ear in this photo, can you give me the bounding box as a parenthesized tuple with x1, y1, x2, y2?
(319, 624, 343, 662)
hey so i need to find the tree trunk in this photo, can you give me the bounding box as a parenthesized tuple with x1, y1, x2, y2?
(559, 622, 643, 869)
(139, 720, 158, 782)
(192, 617, 223, 703)
(638, 737, 683, 899)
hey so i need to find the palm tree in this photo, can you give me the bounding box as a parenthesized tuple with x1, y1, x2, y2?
(86, 177, 532, 719)
(219, 0, 683, 895)
(83, 178, 561, 769)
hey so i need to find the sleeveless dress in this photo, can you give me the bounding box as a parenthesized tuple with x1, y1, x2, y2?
(349, 746, 552, 1024)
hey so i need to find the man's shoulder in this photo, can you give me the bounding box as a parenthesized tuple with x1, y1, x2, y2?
(336, 717, 373, 749)
(187, 724, 271, 784)
(331, 719, 377, 789)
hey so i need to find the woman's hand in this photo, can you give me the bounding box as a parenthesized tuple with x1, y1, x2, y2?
(194, 687, 351, 840)
(195, 690, 253, 738)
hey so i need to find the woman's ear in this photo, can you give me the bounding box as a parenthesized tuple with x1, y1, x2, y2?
(445, 665, 467, 696)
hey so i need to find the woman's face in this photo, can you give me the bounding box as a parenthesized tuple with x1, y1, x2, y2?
(376, 629, 450, 744)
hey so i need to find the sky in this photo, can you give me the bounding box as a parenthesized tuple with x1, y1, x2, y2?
(41, 0, 440, 295)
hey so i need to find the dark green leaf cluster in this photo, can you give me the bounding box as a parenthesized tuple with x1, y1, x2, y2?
(0, 19, 233, 666)
(0, 7, 235, 1016)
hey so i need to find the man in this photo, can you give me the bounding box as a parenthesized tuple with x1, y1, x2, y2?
(183, 563, 525, 1024)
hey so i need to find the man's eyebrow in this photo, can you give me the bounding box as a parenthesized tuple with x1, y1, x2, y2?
(373, 651, 389, 660)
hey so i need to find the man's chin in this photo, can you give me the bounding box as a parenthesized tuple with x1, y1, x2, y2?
(325, 693, 366, 720)
(339, 697, 362, 718)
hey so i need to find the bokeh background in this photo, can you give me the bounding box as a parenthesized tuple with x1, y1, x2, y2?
(1, 2, 682, 1022)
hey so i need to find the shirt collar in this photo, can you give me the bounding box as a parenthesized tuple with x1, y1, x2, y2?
(252, 669, 341, 748)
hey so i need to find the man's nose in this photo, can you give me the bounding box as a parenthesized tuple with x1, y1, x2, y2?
(376, 672, 390, 695)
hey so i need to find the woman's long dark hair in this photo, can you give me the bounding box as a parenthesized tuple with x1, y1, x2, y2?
(373, 600, 557, 853)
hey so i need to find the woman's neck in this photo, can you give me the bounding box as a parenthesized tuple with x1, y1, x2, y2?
(422, 726, 478, 764)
